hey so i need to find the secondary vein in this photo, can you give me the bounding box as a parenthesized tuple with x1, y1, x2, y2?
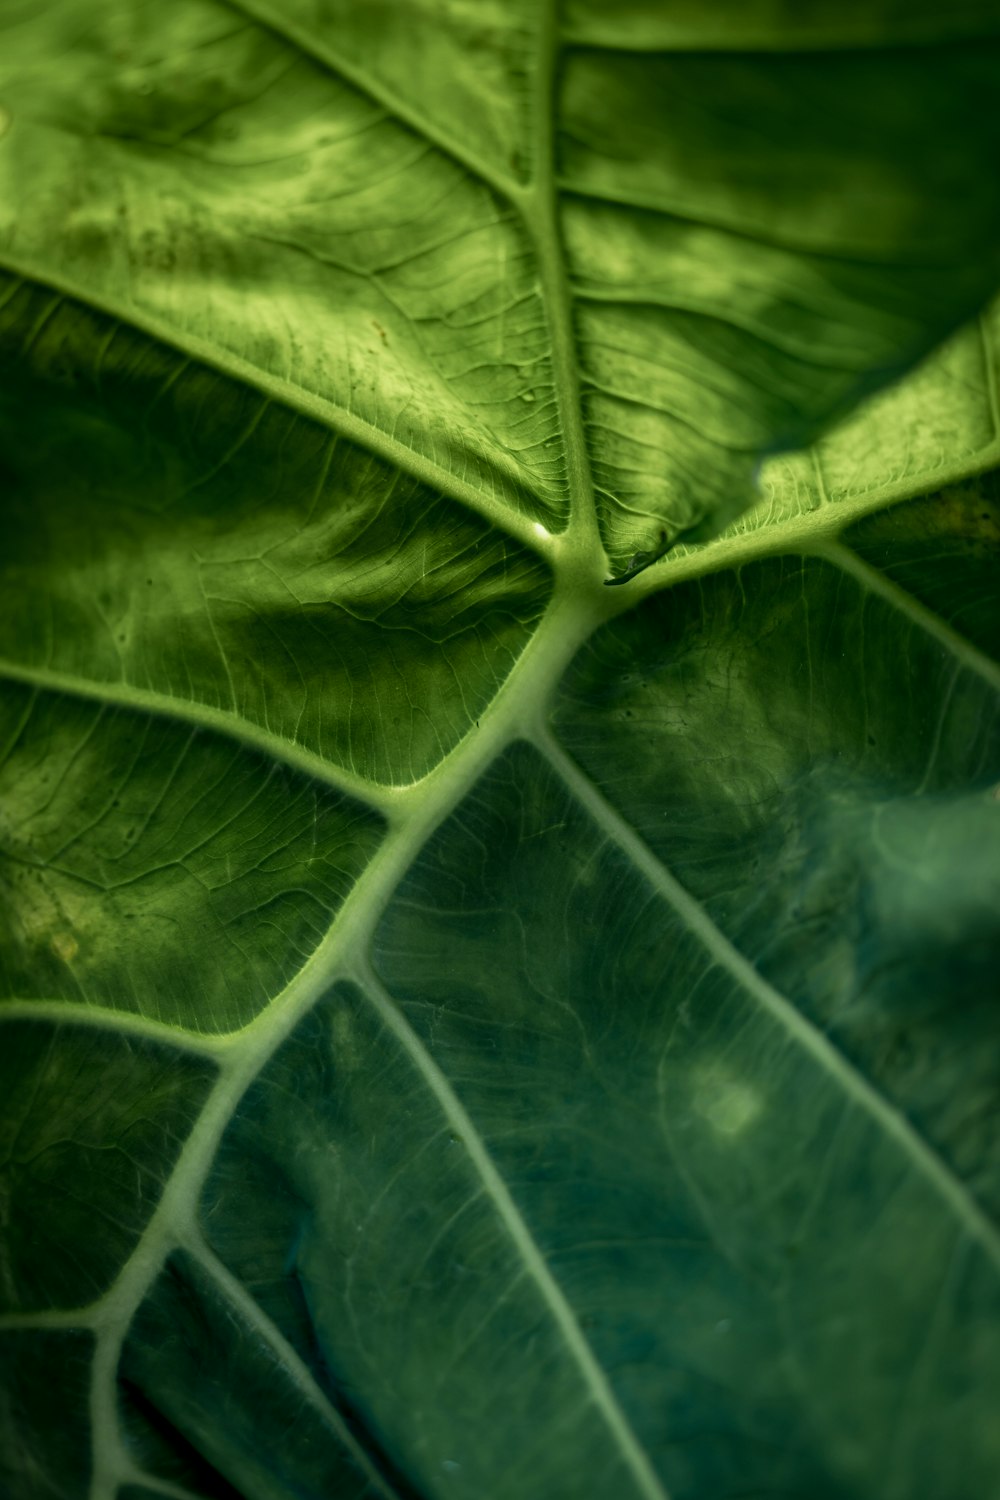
(538, 726, 1000, 1274)
(355, 956, 671, 1500)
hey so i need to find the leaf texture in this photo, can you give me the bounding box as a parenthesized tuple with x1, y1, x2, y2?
(1, 5, 1000, 1500)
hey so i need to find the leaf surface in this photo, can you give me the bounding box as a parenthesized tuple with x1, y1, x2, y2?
(1, 5, 1000, 1500)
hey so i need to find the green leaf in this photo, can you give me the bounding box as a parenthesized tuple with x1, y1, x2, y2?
(2, 0, 1000, 569)
(1, 4, 999, 1500)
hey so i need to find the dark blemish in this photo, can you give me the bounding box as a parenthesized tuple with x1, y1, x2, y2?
(146, 578, 153, 586)
(624, 709, 633, 719)
(371, 320, 387, 343)
(867, 734, 876, 746)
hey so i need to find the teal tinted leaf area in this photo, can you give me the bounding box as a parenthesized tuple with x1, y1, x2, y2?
(121, 1250, 394, 1500)
(0, 681, 384, 1030)
(201, 984, 646, 1500)
(189, 738, 1000, 1500)
(0, 1021, 215, 1312)
(2, 2, 1000, 1498)
(370, 745, 1000, 1497)
(552, 541, 1000, 1219)
(0, 1329, 93, 1500)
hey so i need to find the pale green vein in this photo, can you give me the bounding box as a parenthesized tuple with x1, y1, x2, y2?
(529, 0, 604, 564)
(821, 540, 1000, 692)
(625, 448, 1000, 604)
(0, 656, 401, 817)
(75, 584, 602, 1500)
(183, 1228, 406, 1500)
(354, 958, 670, 1500)
(0, 1000, 232, 1058)
(0, 256, 554, 561)
(222, 0, 521, 205)
(538, 727, 1000, 1273)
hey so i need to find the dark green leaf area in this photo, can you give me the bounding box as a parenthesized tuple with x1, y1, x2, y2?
(0, 278, 552, 784)
(562, 45, 1000, 261)
(122, 1250, 389, 1500)
(0, 1329, 93, 1499)
(845, 472, 1000, 656)
(119, 1492, 209, 1500)
(563, 0, 1000, 47)
(119, 1492, 181, 1500)
(0, 682, 383, 1030)
(202, 984, 642, 1500)
(0, 1021, 214, 1313)
(370, 742, 1000, 1498)
(120, 1370, 245, 1500)
(561, 32, 1000, 558)
(553, 546, 1000, 1217)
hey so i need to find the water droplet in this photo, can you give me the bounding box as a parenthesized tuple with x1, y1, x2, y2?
(520, 390, 536, 403)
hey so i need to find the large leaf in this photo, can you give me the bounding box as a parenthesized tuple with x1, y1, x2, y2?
(2, 4, 1000, 1500)
(2, 0, 1000, 575)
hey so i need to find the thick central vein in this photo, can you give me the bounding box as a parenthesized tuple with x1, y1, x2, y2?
(529, 0, 604, 565)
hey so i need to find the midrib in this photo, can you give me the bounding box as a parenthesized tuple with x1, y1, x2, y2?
(527, 0, 605, 566)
